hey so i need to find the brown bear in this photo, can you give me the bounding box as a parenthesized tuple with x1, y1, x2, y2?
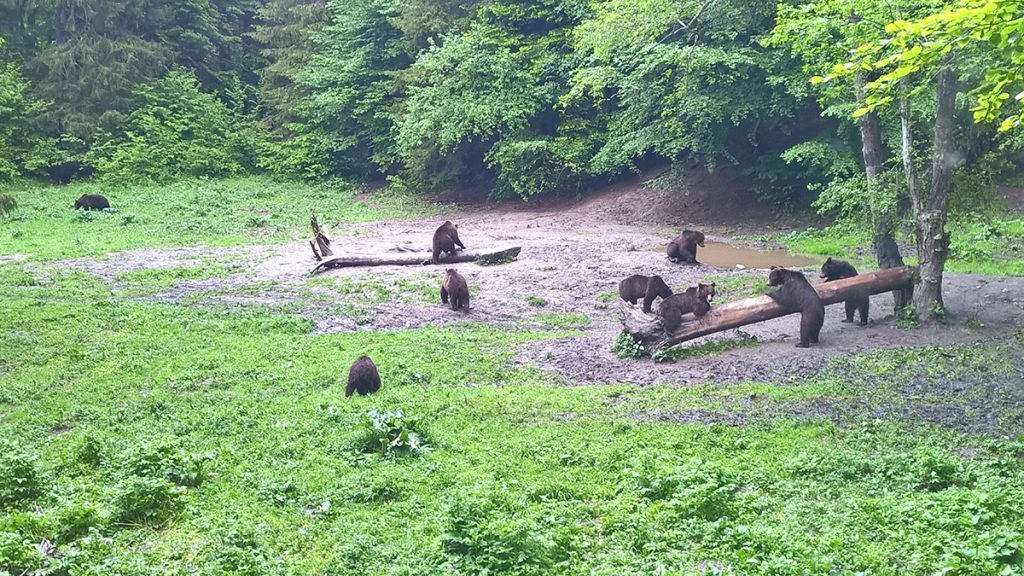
(346, 355, 381, 397)
(656, 282, 715, 331)
(667, 230, 705, 265)
(432, 221, 465, 264)
(820, 257, 869, 325)
(618, 274, 674, 313)
(73, 194, 110, 211)
(440, 268, 470, 311)
(767, 267, 825, 348)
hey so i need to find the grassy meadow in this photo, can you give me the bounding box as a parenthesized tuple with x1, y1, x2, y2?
(2, 179, 1024, 575)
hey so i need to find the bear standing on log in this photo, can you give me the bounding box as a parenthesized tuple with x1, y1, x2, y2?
(820, 257, 869, 325)
(432, 221, 465, 264)
(667, 230, 704, 265)
(619, 274, 674, 313)
(656, 282, 716, 331)
(73, 194, 110, 211)
(766, 267, 824, 348)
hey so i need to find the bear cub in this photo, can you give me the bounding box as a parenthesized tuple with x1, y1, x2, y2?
(432, 221, 465, 264)
(656, 282, 715, 331)
(73, 194, 110, 211)
(440, 268, 470, 311)
(619, 274, 674, 313)
(767, 267, 824, 348)
(346, 355, 381, 397)
(667, 230, 705, 265)
(820, 257, 869, 325)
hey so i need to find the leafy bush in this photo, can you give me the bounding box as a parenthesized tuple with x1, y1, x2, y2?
(0, 530, 44, 575)
(442, 486, 571, 575)
(112, 476, 185, 525)
(117, 437, 212, 488)
(352, 409, 429, 457)
(93, 69, 264, 183)
(0, 440, 43, 509)
(611, 331, 646, 359)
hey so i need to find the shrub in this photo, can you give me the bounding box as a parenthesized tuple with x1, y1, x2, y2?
(611, 332, 646, 359)
(118, 437, 212, 487)
(352, 409, 429, 457)
(0, 440, 43, 509)
(112, 476, 185, 526)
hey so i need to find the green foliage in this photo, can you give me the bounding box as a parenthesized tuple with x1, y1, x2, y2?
(611, 331, 646, 358)
(524, 295, 549, 307)
(93, 70, 263, 183)
(352, 409, 430, 457)
(0, 439, 43, 509)
(0, 50, 45, 181)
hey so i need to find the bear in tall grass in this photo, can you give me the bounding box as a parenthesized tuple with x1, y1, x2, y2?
(767, 267, 824, 348)
(820, 257, 869, 325)
(73, 194, 110, 211)
(346, 356, 381, 397)
(432, 221, 465, 264)
(619, 274, 674, 313)
(667, 230, 705, 265)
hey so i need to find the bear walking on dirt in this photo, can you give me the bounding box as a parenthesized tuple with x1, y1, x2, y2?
(440, 268, 470, 311)
(820, 257, 869, 325)
(766, 267, 824, 348)
(667, 230, 705, 265)
(73, 194, 110, 211)
(619, 274, 674, 313)
(656, 282, 716, 331)
(346, 356, 381, 397)
(432, 221, 465, 264)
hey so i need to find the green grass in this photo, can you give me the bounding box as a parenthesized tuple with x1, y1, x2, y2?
(703, 274, 771, 303)
(3, 178, 1024, 575)
(0, 177, 438, 261)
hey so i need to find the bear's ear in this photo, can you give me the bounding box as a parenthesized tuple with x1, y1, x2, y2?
(824, 257, 832, 264)
(770, 265, 779, 270)
(709, 282, 716, 288)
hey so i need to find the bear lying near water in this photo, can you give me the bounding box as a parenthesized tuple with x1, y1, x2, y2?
(73, 194, 110, 211)
(440, 268, 470, 311)
(767, 267, 824, 348)
(656, 282, 715, 331)
(820, 257, 869, 325)
(432, 221, 465, 264)
(618, 274, 674, 313)
(667, 230, 704, 265)
(346, 356, 381, 397)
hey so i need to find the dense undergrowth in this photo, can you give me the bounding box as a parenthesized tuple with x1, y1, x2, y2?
(2, 178, 1024, 575)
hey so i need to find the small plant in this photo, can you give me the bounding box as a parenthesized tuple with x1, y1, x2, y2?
(596, 290, 618, 303)
(531, 312, 588, 328)
(524, 295, 548, 307)
(352, 409, 429, 457)
(611, 331, 646, 359)
(112, 476, 185, 526)
(897, 305, 920, 329)
(965, 308, 985, 329)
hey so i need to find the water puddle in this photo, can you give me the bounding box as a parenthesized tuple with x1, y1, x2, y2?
(650, 242, 819, 269)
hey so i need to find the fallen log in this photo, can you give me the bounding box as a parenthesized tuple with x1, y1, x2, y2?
(309, 246, 522, 275)
(619, 266, 917, 353)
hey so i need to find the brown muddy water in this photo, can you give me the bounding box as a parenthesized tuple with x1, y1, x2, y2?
(651, 242, 820, 269)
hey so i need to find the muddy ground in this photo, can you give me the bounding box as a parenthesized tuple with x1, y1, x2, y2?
(41, 175, 1024, 392)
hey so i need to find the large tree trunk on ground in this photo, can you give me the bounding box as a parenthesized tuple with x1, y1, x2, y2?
(856, 74, 911, 311)
(619, 266, 917, 353)
(913, 66, 957, 320)
(309, 246, 521, 275)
